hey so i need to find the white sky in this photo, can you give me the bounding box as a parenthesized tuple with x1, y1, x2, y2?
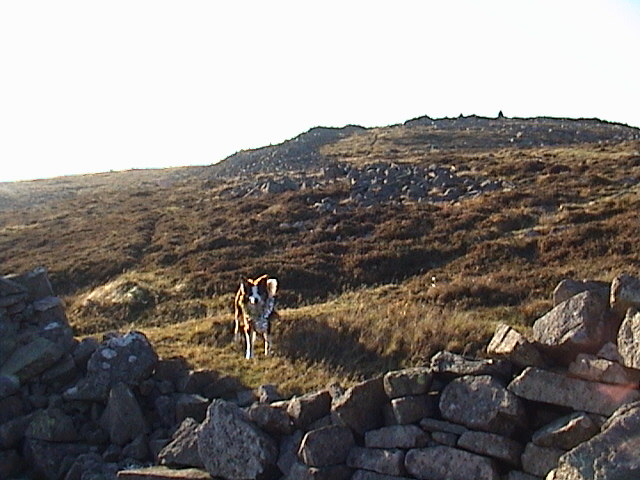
(1, 0, 639, 182)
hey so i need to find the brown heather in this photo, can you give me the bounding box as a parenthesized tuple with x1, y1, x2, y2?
(1, 116, 639, 395)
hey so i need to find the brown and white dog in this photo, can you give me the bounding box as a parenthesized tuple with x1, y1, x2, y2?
(234, 275, 278, 359)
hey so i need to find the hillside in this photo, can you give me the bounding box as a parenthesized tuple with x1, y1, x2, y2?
(1, 114, 639, 394)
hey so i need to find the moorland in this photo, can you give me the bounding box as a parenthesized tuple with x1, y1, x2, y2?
(1, 114, 639, 395)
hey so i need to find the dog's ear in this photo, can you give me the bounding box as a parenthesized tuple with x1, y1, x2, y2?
(266, 278, 278, 297)
(239, 277, 250, 294)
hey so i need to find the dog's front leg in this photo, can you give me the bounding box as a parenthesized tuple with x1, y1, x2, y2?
(245, 330, 254, 359)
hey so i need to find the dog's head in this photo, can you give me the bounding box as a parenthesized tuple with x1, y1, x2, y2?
(238, 275, 278, 317)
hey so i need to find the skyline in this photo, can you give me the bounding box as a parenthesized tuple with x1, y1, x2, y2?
(1, 1, 639, 182)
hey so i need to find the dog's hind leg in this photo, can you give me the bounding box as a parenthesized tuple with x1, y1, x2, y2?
(234, 314, 241, 343)
(264, 332, 271, 356)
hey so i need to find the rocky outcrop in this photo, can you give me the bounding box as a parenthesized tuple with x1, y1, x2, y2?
(5, 267, 640, 480)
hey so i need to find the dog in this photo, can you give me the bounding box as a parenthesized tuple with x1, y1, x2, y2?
(234, 275, 278, 359)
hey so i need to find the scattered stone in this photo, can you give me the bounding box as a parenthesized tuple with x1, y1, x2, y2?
(277, 430, 304, 476)
(596, 341, 623, 363)
(285, 461, 352, 480)
(553, 279, 609, 306)
(365, 425, 430, 449)
(610, 273, 640, 318)
(196, 399, 278, 480)
(383, 368, 433, 399)
(287, 390, 332, 430)
(10, 266, 54, 301)
(617, 307, 640, 369)
(431, 431, 459, 446)
(532, 290, 610, 362)
(0, 374, 20, 398)
(418, 418, 468, 436)
(175, 393, 209, 423)
(0, 449, 23, 479)
(520, 442, 564, 478)
(346, 447, 406, 476)
(117, 466, 213, 479)
(486, 323, 545, 368)
(531, 411, 599, 450)
(430, 351, 512, 380)
(258, 384, 282, 403)
(508, 367, 640, 416)
(298, 425, 354, 466)
(390, 394, 434, 424)
(1, 337, 66, 382)
(553, 400, 640, 479)
(351, 471, 413, 480)
(26, 408, 79, 442)
(439, 375, 526, 435)
(100, 382, 148, 446)
(158, 417, 204, 469)
(22, 438, 90, 480)
(405, 446, 499, 480)
(504, 470, 541, 480)
(247, 403, 294, 436)
(332, 377, 386, 435)
(457, 431, 523, 467)
(568, 353, 640, 385)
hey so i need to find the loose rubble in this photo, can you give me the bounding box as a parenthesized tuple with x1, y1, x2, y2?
(3, 267, 640, 479)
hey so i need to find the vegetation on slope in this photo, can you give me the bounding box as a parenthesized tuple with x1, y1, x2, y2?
(1, 115, 639, 395)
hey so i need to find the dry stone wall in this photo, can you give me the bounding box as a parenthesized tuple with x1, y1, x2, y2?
(3, 268, 640, 480)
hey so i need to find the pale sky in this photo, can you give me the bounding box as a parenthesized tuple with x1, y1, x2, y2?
(1, 1, 639, 182)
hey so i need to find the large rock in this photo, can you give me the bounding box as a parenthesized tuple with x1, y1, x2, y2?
(298, 425, 354, 467)
(346, 447, 406, 476)
(65, 331, 158, 401)
(617, 308, 640, 369)
(553, 400, 640, 479)
(486, 323, 545, 368)
(365, 425, 429, 449)
(610, 273, 640, 318)
(508, 367, 640, 416)
(532, 291, 610, 362)
(457, 431, 523, 467)
(196, 399, 278, 480)
(404, 446, 499, 480)
(100, 382, 148, 446)
(383, 368, 433, 399)
(531, 412, 599, 450)
(332, 377, 386, 435)
(439, 375, 526, 435)
(158, 418, 204, 469)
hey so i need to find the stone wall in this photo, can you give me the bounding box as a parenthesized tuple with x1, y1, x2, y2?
(3, 268, 640, 480)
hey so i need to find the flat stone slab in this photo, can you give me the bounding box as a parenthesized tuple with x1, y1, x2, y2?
(117, 466, 212, 479)
(508, 367, 640, 415)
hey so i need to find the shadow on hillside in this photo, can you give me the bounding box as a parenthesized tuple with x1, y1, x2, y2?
(275, 316, 398, 379)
